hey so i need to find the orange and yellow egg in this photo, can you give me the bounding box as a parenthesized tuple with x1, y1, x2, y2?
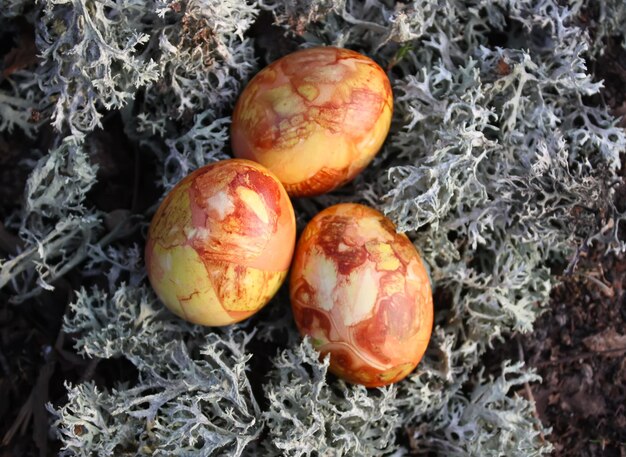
(145, 48, 433, 386)
(145, 159, 296, 326)
(231, 47, 393, 197)
(289, 203, 433, 387)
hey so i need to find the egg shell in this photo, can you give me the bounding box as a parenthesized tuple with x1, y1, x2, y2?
(231, 47, 393, 197)
(290, 203, 433, 387)
(145, 159, 296, 326)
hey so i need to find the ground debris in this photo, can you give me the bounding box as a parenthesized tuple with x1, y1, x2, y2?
(523, 247, 625, 457)
(583, 328, 626, 356)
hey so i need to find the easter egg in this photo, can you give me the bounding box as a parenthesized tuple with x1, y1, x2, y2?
(145, 159, 296, 326)
(231, 47, 393, 197)
(289, 203, 433, 387)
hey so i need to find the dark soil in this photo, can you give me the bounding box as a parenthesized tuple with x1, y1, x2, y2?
(524, 248, 626, 456)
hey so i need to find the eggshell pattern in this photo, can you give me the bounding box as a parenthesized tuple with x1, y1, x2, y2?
(290, 203, 433, 387)
(145, 159, 296, 326)
(231, 47, 393, 197)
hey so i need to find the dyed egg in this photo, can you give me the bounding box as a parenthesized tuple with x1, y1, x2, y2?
(290, 203, 433, 387)
(231, 47, 393, 197)
(145, 159, 296, 326)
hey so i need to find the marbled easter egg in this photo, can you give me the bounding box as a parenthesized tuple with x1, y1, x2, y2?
(145, 159, 296, 326)
(231, 47, 393, 197)
(290, 203, 433, 387)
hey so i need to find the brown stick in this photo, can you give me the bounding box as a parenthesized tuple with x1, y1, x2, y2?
(517, 339, 546, 443)
(0, 221, 24, 256)
(535, 346, 626, 367)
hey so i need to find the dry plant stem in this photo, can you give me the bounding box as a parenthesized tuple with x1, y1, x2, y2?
(0, 214, 141, 298)
(517, 338, 546, 444)
(0, 347, 18, 396)
(535, 346, 626, 367)
(79, 357, 100, 383)
(0, 220, 97, 290)
(0, 92, 32, 109)
(340, 9, 386, 33)
(0, 221, 24, 256)
(582, 273, 615, 298)
(2, 388, 34, 446)
(131, 144, 141, 213)
(2, 319, 65, 455)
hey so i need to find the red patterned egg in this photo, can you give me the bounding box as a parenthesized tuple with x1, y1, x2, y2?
(290, 203, 433, 387)
(231, 47, 393, 197)
(145, 159, 296, 326)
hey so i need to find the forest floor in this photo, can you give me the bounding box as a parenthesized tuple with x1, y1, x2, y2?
(486, 37, 626, 457)
(0, 13, 625, 457)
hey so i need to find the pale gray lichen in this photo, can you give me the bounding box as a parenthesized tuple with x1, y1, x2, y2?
(408, 361, 551, 456)
(0, 139, 102, 300)
(130, 0, 259, 189)
(0, 76, 42, 138)
(50, 334, 262, 456)
(585, 0, 626, 53)
(2, 0, 626, 455)
(82, 243, 146, 290)
(64, 284, 196, 363)
(55, 284, 263, 455)
(0, 0, 34, 18)
(143, 0, 258, 121)
(34, 0, 159, 139)
(0, 8, 44, 136)
(262, 338, 402, 457)
(158, 112, 231, 190)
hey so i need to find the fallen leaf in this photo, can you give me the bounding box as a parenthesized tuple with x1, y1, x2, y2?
(548, 392, 560, 405)
(571, 389, 607, 417)
(616, 358, 626, 382)
(583, 327, 626, 356)
(2, 28, 38, 78)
